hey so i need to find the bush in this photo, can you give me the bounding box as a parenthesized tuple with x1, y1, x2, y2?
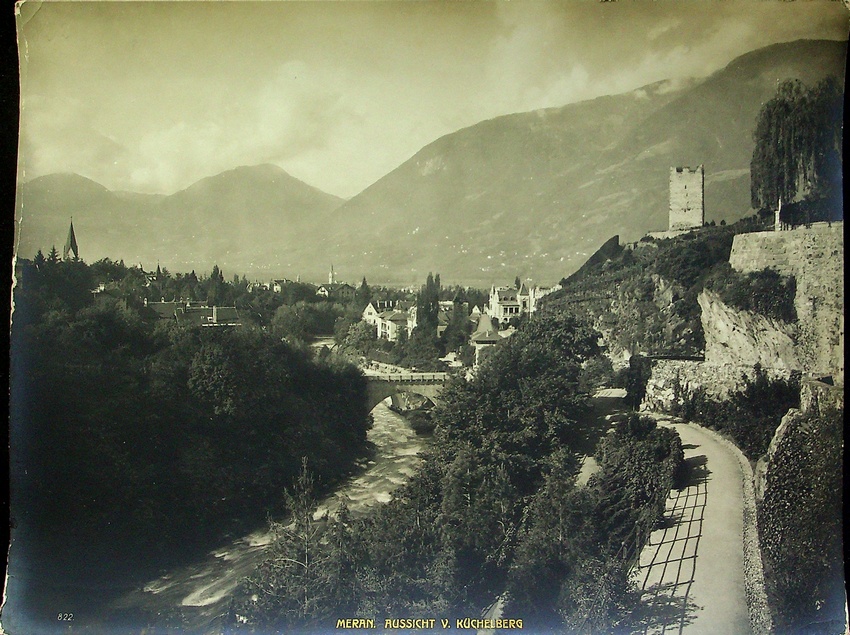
(578, 355, 615, 393)
(757, 407, 844, 634)
(706, 263, 797, 323)
(675, 367, 800, 460)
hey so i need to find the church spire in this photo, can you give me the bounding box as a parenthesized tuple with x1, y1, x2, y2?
(63, 219, 79, 260)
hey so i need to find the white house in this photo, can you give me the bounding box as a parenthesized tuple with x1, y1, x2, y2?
(486, 282, 560, 324)
(376, 310, 410, 341)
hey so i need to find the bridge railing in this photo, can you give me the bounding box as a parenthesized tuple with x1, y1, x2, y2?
(371, 372, 450, 382)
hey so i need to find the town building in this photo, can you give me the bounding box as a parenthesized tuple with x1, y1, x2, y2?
(376, 310, 410, 341)
(143, 300, 241, 327)
(144, 300, 183, 320)
(470, 313, 502, 366)
(363, 300, 410, 329)
(486, 282, 559, 324)
(316, 264, 356, 302)
(176, 305, 241, 327)
(487, 286, 522, 324)
(271, 278, 296, 293)
(316, 283, 356, 302)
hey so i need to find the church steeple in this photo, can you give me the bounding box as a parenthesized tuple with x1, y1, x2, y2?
(63, 219, 79, 260)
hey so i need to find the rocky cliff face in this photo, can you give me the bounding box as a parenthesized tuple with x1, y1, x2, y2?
(699, 290, 799, 370)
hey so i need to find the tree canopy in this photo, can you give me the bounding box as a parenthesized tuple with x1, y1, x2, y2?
(751, 77, 843, 214)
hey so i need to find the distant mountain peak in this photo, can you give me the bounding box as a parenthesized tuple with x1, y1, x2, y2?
(23, 172, 110, 194)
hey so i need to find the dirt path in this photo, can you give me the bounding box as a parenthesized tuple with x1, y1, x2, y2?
(632, 414, 751, 635)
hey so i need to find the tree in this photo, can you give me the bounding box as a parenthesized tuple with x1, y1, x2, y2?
(339, 321, 377, 357)
(355, 277, 371, 310)
(437, 444, 518, 604)
(401, 272, 444, 368)
(232, 460, 329, 629)
(188, 341, 238, 416)
(751, 77, 843, 213)
(442, 296, 471, 352)
(416, 273, 440, 332)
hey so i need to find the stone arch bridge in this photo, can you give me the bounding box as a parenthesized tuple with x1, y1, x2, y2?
(365, 372, 450, 412)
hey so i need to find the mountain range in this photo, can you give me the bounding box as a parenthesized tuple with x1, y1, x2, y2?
(14, 39, 846, 287)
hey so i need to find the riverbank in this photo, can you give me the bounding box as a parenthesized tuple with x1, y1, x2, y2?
(109, 401, 428, 633)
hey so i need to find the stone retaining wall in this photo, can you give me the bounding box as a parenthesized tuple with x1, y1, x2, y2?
(641, 359, 794, 413)
(729, 223, 844, 381)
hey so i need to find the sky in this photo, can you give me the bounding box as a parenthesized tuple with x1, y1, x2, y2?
(16, 0, 849, 199)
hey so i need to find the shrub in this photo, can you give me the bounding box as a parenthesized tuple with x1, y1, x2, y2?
(757, 407, 844, 634)
(675, 367, 800, 460)
(706, 263, 797, 323)
(624, 355, 653, 410)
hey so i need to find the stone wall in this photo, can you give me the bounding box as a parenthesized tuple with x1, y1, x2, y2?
(798, 376, 844, 414)
(728, 222, 844, 381)
(641, 359, 795, 413)
(668, 166, 704, 231)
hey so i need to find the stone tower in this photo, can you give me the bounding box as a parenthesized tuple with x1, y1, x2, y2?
(669, 165, 704, 231)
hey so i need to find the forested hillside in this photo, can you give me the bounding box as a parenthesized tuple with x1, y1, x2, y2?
(9, 256, 371, 614)
(542, 223, 741, 358)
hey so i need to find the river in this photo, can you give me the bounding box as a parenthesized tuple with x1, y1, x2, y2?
(109, 400, 428, 631)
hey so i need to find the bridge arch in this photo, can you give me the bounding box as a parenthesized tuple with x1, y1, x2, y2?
(365, 373, 449, 413)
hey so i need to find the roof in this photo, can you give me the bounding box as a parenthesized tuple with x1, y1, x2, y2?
(176, 307, 213, 326)
(146, 301, 181, 319)
(214, 307, 240, 322)
(495, 287, 518, 302)
(471, 313, 501, 344)
(320, 283, 355, 291)
(175, 305, 240, 327)
(378, 310, 409, 323)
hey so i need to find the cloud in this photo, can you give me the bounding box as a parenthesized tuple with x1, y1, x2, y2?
(19, 94, 129, 183)
(16, 0, 848, 199)
(121, 60, 349, 193)
(648, 18, 683, 42)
